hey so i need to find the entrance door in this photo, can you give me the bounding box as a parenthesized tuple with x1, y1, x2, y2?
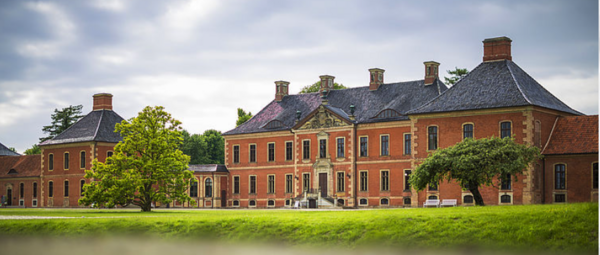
(6, 189, 12, 206)
(319, 173, 327, 198)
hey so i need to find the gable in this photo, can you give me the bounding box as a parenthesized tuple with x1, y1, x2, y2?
(295, 105, 351, 130)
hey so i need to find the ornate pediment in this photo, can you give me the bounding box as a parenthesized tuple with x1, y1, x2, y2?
(297, 106, 349, 130)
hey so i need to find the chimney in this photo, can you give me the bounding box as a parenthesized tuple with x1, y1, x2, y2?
(319, 75, 335, 97)
(93, 93, 113, 111)
(275, 81, 289, 102)
(424, 61, 440, 86)
(483, 36, 512, 62)
(368, 68, 385, 91)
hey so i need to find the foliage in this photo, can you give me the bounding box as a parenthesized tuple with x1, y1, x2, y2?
(8, 147, 17, 153)
(236, 108, 253, 127)
(79, 106, 194, 212)
(180, 129, 224, 164)
(444, 67, 469, 85)
(409, 137, 540, 206)
(40, 105, 84, 142)
(23, 144, 41, 155)
(299, 81, 347, 94)
(0, 203, 597, 254)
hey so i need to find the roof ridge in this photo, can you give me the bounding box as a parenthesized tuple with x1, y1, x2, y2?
(506, 60, 532, 104)
(92, 110, 105, 140)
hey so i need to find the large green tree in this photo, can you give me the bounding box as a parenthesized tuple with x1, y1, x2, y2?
(202, 129, 224, 164)
(444, 67, 469, 86)
(409, 137, 540, 206)
(236, 108, 253, 127)
(40, 105, 85, 142)
(80, 106, 194, 212)
(24, 144, 41, 155)
(180, 129, 224, 164)
(299, 81, 347, 94)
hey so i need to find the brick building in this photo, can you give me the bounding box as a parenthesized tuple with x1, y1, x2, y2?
(0, 36, 597, 208)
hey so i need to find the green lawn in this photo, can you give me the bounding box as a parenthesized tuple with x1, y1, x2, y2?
(0, 203, 597, 254)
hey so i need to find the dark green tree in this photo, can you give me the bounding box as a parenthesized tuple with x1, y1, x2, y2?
(409, 137, 540, 206)
(236, 108, 253, 127)
(202, 129, 224, 164)
(8, 147, 17, 153)
(40, 105, 85, 142)
(24, 144, 41, 155)
(80, 106, 194, 212)
(180, 130, 210, 164)
(299, 81, 347, 94)
(444, 67, 469, 85)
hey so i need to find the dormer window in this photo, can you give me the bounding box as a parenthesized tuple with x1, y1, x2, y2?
(374, 109, 401, 119)
(8, 169, 17, 174)
(263, 120, 284, 129)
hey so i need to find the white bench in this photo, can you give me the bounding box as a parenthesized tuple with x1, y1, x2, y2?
(440, 199, 457, 207)
(423, 199, 440, 208)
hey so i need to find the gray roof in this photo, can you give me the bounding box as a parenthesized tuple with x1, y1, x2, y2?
(40, 110, 125, 146)
(224, 79, 447, 135)
(0, 141, 20, 156)
(408, 60, 582, 115)
(188, 164, 229, 173)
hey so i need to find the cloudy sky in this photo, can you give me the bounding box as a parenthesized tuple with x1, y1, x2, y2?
(0, 0, 598, 153)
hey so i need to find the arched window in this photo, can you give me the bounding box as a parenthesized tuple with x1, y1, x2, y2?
(428, 195, 438, 200)
(403, 197, 411, 205)
(359, 198, 368, 205)
(500, 194, 511, 203)
(263, 120, 284, 129)
(374, 109, 401, 119)
(501, 174, 511, 190)
(33, 183, 37, 198)
(380, 198, 389, 205)
(249, 200, 256, 206)
(232, 200, 240, 206)
(80, 180, 86, 196)
(19, 183, 24, 198)
(48, 181, 54, 198)
(48, 154, 54, 171)
(190, 179, 198, 198)
(80, 151, 86, 169)
(555, 164, 566, 190)
(64, 180, 69, 197)
(463, 195, 474, 204)
(205, 178, 213, 197)
(500, 122, 512, 138)
(463, 124, 473, 139)
(428, 126, 438, 150)
(268, 200, 275, 206)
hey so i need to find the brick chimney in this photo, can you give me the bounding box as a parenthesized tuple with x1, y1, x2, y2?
(93, 93, 113, 111)
(275, 80, 289, 102)
(424, 61, 440, 86)
(319, 75, 335, 96)
(483, 36, 512, 62)
(368, 68, 385, 91)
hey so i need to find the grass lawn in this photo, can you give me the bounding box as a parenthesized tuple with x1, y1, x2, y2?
(0, 203, 597, 254)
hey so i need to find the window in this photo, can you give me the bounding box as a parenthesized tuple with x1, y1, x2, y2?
(404, 134, 411, 155)
(319, 139, 327, 158)
(428, 126, 438, 150)
(232, 200, 240, 207)
(107, 151, 113, 158)
(463, 124, 473, 139)
(337, 172, 345, 192)
(249, 144, 256, 162)
(33, 183, 37, 198)
(380, 135, 389, 156)
(428, 182, 438, 191)
(360, 171, 368, 191)
(249, 176, 256, 194)
(500, 194, 511, 203)
(268, 175, 275, 194)
(404, 170, 412, 191)
(19, 183, 24, 198)
(64, 152, 70, 170)
(205, 178, 213, 197)
(381, 171, 389, 191)
(302, 173, 310, 191)
(359, 198, 368, 205)
(268, 200, 275, 207)
(80, 180, 85, 196)
(360, 137, 368, 157)
(303, 140, 310, 160)
(189, 180, 198, 197)
(555, 164, 566, 190)
(285, 174, 293, 193)
(428, 195, 438, 200)
(249, 200, 256, 206)
(48, 154, 54, 171)
(233, 145, 240, 163)
(337, 138, 345, 158)
(337, 199, 345, 205)
(285, 199, 291, 206)
(463, 195, 474, 204)
(593, 163, 598, 189)
(80, 151, 86, 169)
(64, 180, 69, 197)
(501, 174, 511, 190)
(233, 176, 240, 194)
(403, 197, 411, 205)
(268, 143, 275, 162)
(380, 198, 389, 205)
(48, 181, 53, 197)
(375, 109, 400, 119)
(285, 142, 293, 161)
(554, 194, 566, 203)
(500, 122, 511, 138)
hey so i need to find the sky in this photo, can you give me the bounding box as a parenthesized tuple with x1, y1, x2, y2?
(0, 0, 598, 153)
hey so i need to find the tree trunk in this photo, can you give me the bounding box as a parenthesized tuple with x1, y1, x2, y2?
(140, 202, 152, 212)
(469, 187, 485, 206)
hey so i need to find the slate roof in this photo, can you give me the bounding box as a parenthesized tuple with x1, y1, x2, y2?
(224, 79, 447, 135)
(39, 110, 125, 146)
(188, 164, 229, 173)
(408, 60, 582, 115)
(0, 155, 41, 178)
(0, 141, 20, 156)
(543, 115, 598, 155)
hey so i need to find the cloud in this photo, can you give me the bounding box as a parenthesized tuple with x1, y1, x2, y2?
(17, 2, 76, 58)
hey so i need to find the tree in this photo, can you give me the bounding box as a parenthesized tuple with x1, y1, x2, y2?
(79, 106, 194, 212)
(236, 108, 253, 127)
(8, 147, 17, 153)
(444, 67, 469, 86)
(24, 144, 41, 155)
(180, 130, 210, 164)
(202, 129, 224, 164)
(299, 81, 347, 94)
(409, 137, 540, 206)
(40, 105, 85, 142)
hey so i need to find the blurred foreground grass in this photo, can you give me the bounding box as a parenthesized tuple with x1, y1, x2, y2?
(0, 203, 596, 254)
